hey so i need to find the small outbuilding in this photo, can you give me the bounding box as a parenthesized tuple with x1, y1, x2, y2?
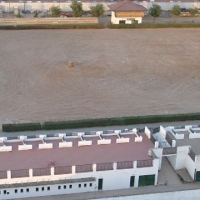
(108, 1, 147, 24)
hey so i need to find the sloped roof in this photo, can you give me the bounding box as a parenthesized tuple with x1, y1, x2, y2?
(108, 1, 146, 11)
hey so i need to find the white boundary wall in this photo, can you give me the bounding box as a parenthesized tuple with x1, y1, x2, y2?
(0, 159, 159, 200)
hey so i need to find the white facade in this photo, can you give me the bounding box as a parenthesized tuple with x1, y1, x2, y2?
(153, 125, 200, 181)
(111, 11, 142, 24)
(0, 160, 159, 199)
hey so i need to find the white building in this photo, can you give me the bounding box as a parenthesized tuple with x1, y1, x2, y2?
(153, 125, 200, 181)
(0, 128, 159, 199)
(108, 1, 146, 24)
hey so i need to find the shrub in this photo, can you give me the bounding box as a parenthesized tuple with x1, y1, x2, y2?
(90, 3, 105, 17)
(2, 123, 41, 132)
(42, 113, 200, 131)
(3, 112, 200, 132)
(16, 11, 21, 18)
(50, 6, 61, 17)
(33, 10, 39, 18)
(70, 0, 83, 17)
(107, 23, 200, 29)
(0, 24, 103, 30)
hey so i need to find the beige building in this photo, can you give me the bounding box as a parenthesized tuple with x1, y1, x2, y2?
(108, 1, 146, 24)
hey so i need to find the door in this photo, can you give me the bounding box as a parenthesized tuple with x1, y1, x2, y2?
(130, 176, 135, 187)
(98, 178, 103, 190)
(195, 171, 200, 181)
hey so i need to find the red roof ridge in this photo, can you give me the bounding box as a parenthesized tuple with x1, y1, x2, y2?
(108, 1, 146, 11)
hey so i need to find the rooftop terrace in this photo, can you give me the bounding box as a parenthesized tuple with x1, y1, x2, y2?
(165, 125, 200, 155)
(0, 129, 154, 171)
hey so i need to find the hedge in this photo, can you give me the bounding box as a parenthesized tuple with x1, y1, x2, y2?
(1, 23, 200, 30)
(2, 123, 42, 132)
(107, 23, 200, 29)
(2, 112, 200, 132)
(0, 24, 103, 30)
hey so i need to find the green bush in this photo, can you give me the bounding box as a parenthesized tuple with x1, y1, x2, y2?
(0, 24, 103, 30)
(2, 123, 41, 132)
(107, 23, 200, 29)
(33, 10, 39, 18)
(3, 112, 200, 132)
(50, 6, 61, 17)
(42, 113, 200, 130)
(90, 3, 105, 17)
(16, 11, 21, 18)
(70, 0, 83, 17)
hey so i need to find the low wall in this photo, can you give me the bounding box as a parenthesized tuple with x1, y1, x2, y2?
(0, 17, 98, 25)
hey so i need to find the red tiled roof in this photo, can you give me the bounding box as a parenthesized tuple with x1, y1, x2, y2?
(108, 1, 146, 11)
(0, 133, 153, 171)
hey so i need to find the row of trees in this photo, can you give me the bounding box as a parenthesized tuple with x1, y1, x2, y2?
(50, 0, 105, 17)
(149, 4, 199, 22)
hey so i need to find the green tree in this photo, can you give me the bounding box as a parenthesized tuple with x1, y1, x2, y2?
(189, 7, 198, 22)
(50, 6, 61, 17)
(171, 5, 181, 23)
(149, 4, 162, 23)
(90, 3, 105, 17)
(70, 0, 83, 17)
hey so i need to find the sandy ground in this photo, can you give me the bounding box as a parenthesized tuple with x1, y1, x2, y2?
(0, 29, 200, 125)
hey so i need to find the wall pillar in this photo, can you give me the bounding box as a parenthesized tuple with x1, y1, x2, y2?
(51, 167, 54, 176)
(72, 166, 76, 174)
(172, 140, 176, 147)
(155, 141, 159, 148)
(154, 172, 158, 185)
(113, 162, 117, 170)
(29, 169, 33, 178)
(133, 161, 137, 168)
(93, 164, 96, 172)
(134, 175, 139, 187)
(7, 170, 11, 180)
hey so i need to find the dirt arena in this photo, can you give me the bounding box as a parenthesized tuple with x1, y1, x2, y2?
(0, 29, 200, 125)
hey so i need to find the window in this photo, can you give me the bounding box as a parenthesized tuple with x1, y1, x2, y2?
(90, 183, 92, 187)
(84, 183, 87, 187)
(15, 189, 18, 193)
(47, 186, 50, 191)
(64, 185, 66, 189)
(3, 190, 6, 194)
(26, 188, 29, 192)
(58, 186, 61, 190)
(42, 187, 44, 191)
(69, 185, 72, 189)
(21, 189, 23, 193)
(119, 20, 126, 24)
(78, 184, 81, 188)
(36, 188, 39, 192)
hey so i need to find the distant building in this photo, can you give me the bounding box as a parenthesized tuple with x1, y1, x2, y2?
(0, 128, 159, 199)
(108, 1, 146, 24)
